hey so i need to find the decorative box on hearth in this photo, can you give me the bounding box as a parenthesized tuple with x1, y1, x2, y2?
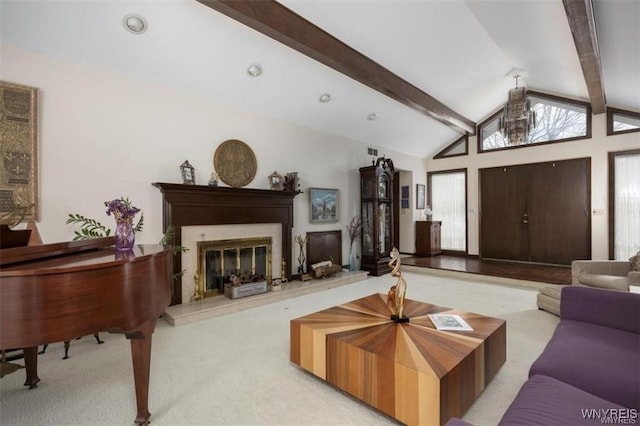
(224, 281, 268, 299)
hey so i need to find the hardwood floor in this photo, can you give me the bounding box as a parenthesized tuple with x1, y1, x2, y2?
(401, 255, 572, 285)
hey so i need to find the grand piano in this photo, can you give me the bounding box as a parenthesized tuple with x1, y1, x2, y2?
(0, 236, 172, 425)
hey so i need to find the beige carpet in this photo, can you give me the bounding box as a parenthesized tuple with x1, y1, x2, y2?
(0, 270, 559, 425)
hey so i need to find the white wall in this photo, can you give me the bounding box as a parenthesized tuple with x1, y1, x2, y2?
(0, 45, 427, 273)
(6, 43, 633, 266)
(425, 113, 639, 260)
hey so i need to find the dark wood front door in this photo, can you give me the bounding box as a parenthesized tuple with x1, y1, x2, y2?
(480, 158, 591, 265)
(480, 165, 530, 262)
(527, 159, 590, 264)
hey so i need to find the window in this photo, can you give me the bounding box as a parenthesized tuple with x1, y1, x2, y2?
(434, 135, 468, 159)
(607, 107, 640, 136)
(478, 91, 591, 153)
(609, 150, 640, 260)
(427, 170, 467, 252)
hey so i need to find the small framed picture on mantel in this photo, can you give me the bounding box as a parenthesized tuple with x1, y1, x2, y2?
(180, 160, 195, 185)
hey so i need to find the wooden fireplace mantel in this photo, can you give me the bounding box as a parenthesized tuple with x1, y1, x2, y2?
(153, 183, 299, 305)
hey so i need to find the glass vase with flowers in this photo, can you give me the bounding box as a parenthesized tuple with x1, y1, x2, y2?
(105, 198, 142, 251)
(66, 196, 144, 250)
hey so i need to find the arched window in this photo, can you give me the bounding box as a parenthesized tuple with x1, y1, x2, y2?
(607, 107, 640, 136)
(478, 91, 591, 153)
(434, 135, 468, 159)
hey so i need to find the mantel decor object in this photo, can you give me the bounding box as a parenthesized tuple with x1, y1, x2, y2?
(268, 171, 284, 190)
(180, 160, 195, 185)
(285, 172, 300, 193)
(208, 172, 219, 187)
(213, 139, 257, 188)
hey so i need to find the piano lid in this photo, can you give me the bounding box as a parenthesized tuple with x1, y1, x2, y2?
(0, 236, 115, 267)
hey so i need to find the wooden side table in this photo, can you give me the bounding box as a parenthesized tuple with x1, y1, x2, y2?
(416, 220, 442, 256)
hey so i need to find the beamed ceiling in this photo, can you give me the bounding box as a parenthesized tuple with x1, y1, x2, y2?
(1, 0, 638, 158)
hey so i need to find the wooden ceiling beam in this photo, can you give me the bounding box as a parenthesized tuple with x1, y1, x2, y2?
(563, 0, 606, 114)
(197, 0, 476, 135)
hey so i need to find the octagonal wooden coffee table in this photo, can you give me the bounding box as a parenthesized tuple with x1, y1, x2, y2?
(290, 293, 506, 425)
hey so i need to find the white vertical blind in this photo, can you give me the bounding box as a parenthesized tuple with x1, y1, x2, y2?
(431, 172, 466, 251)
(614, 153, 640, 259)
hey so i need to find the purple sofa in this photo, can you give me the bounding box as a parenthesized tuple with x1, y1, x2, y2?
(447, 286, 640, 426)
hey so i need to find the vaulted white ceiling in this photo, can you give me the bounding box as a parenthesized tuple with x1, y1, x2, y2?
(1, 0, 638, 158)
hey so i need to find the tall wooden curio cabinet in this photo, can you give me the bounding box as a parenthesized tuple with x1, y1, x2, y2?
(360, 157, 394, 276)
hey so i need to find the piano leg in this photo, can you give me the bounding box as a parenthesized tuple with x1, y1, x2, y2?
(22, 346, 40, 389)
(126, 319, 156, 425)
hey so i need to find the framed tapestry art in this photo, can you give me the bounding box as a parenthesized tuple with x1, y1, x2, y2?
(309, 188, 338, 223)
(0, 81, 39, 221)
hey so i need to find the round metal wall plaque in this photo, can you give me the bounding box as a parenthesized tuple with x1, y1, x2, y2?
(213, 139, 257, 187)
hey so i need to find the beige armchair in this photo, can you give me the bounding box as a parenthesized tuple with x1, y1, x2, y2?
(537, 258, 638, 316)
(571, 260, 639, 291)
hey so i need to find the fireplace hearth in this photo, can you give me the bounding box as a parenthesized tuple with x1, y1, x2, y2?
(153, 183, 299, 305)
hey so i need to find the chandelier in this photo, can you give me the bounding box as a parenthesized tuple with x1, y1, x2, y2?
(499, 74, 536, 145)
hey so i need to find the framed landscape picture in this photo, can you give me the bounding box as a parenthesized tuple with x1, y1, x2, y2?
(309, 188, 338, 223)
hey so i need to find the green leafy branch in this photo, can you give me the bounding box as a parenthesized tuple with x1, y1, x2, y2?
(65, 213, 144, 241)
(160, 225, 189, 280)
(133, 214, 144, 234)
(66, 214, 112, 240)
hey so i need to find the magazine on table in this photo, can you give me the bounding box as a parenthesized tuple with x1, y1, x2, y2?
(428, 314, 474, 331)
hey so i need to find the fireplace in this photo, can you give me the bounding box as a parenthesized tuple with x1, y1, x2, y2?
(182, 224, 281, 304)
(194, 237, 272, 300)
(153, 183, 299, 305)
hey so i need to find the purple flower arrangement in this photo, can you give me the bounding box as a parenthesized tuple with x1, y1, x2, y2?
(67, 197, 143, 244)
(104, 197, 143, 251)
(105, 198, 140, 222)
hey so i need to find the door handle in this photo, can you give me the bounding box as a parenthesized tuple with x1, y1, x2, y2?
(523, 219, 528, 224)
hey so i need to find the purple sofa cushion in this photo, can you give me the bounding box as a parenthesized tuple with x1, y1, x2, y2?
(499, 375, 628, 425)
(529, 319, 640, 409)
(561, 286, 640, 334)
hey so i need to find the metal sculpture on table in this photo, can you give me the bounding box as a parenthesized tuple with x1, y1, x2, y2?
(387, 247, 409, 323)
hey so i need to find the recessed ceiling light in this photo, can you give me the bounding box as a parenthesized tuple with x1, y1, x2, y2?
(123, 14, 147, 34)
(247, 64, 263, 77)
(319, 93, 331, 103)
(368, 113, 377, 121)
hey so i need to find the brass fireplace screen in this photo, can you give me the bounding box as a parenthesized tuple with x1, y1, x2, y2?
(195, 237, 272, 299)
